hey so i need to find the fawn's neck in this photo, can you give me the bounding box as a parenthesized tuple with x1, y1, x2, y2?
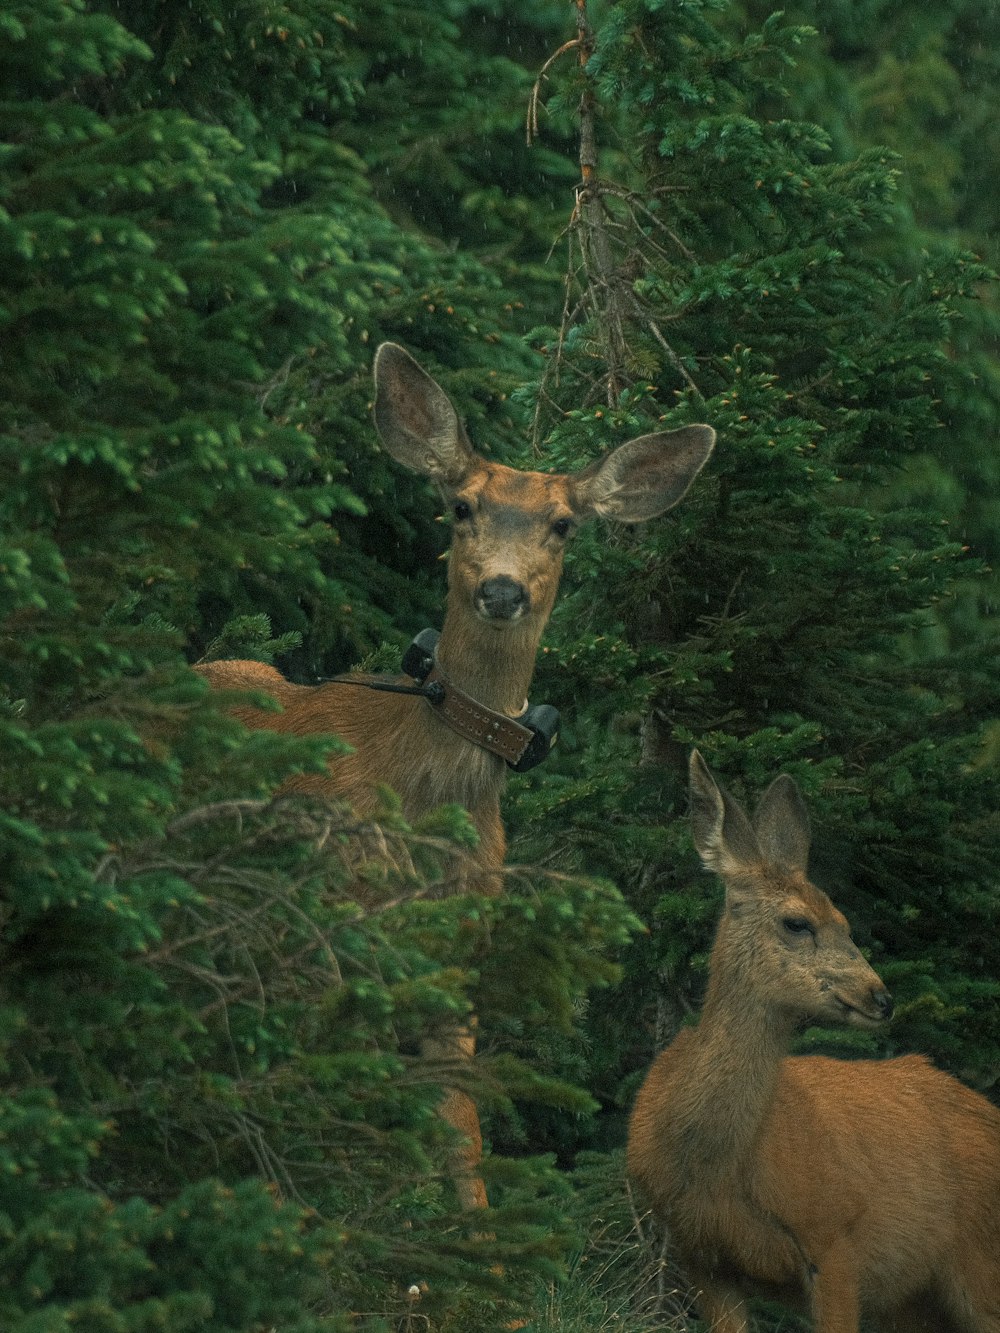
(672, 922, 794, 1177)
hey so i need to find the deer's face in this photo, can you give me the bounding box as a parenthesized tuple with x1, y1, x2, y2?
(372, 339, 714, 644)
(690, 751, 894, 1035)
(446, 463, 577, 631)
(742, 872, 893, 1030)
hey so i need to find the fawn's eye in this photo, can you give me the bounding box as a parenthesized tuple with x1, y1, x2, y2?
(782, 916, 815, 937)
(453, 501, 473, 521)
(551, 517, 572, 539)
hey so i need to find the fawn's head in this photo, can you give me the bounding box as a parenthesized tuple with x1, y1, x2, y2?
(373, 343, 715, 636)
(688, 750, 893, 1030)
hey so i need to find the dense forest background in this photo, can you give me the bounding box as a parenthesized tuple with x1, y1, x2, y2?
(2, 0, 1000, 1329)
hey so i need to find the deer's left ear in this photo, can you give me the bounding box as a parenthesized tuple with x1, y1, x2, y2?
(753, 774, 811, 875)
(570, 425, 715, 523)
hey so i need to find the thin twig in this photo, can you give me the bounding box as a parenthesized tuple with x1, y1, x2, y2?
(526, 38, 582, 145)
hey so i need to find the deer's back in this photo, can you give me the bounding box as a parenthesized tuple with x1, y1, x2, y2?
(195, 659, 508, 834)
(196, 659, 308, 710)
(768, 1053, 1000, 1299)
(628, 1039, 1000, 1312)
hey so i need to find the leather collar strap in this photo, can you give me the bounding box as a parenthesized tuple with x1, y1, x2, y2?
(422, 663, 535, 767)
(314, 626, 557, 771)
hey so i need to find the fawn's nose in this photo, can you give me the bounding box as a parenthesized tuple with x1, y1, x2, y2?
(476, 575, 529, 621)
(872, 986, 894, 1021)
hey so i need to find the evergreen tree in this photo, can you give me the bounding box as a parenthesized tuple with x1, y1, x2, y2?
(0, 1, 637, 1327)
(508, 0, 1000, 1214)
(4, 0, 1000, 1329)
(732, 0, 1000, 643)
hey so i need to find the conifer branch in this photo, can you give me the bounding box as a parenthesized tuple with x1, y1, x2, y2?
(527, 0, 703, 437)
(526, 38, 582, 145)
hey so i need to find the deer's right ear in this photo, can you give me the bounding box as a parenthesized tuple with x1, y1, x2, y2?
(373, 343, 477, 486)
(570, 425, 715, 523)
(689, 749, 761, 878)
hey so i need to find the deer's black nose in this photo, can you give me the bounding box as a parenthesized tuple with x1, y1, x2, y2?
(476, 576, 529, 621)
(872, 987, 894, 1021)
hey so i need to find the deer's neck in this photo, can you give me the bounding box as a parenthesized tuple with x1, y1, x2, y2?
(672, 923, 794, 1177)
(435, 608, 544, 717)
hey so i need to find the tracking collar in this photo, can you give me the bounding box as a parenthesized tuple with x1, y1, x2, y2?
(402, 629, 559, 773)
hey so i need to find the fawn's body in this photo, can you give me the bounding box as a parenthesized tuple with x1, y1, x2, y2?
(627, 751, 1000, 1332)
(200, 343, 715, 1207)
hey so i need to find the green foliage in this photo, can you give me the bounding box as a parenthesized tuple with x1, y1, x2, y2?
(1, 761, 639, 1326)
(3, 0, 1000, 1329)
(508, 0, 1000, 1218)
(728, 0, 1000, 644)
(0, 0, 621, 1325)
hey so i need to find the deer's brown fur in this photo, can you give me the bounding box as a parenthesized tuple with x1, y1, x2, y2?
(627, 750, 1000, 1331)
(199, 344, 715, 1207)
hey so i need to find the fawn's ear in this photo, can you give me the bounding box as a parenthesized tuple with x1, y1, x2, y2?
(689, 749, 761, 880)
(752, 774, 811, 874)
(570, 425, 715, 523)
(373, 343, 477, 486)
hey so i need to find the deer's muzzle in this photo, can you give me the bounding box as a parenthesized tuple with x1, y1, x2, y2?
(475, 575, 530, 622)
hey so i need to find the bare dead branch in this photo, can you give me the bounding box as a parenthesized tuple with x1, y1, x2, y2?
(526, 38, 582, 145)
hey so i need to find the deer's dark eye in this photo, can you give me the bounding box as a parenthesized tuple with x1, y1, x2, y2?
(783, 916, 815, 937)
(453, 501, 472, 521)
(551, 517, 572, 539)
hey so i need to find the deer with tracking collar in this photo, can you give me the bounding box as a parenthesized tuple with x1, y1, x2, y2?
(627, 750, 1000, 1332)
(198, 343, 715, 1207)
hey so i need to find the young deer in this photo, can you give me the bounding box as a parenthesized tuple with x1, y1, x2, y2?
(199, 343, 715, 1207)
(627, 750, 1000, 1333)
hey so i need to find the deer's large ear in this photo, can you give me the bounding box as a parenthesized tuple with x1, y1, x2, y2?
(373, 343, 477, 485)
(570, 425, 715, 523)
(689, 749, 761, 880)
(753, 774, 811, 874)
